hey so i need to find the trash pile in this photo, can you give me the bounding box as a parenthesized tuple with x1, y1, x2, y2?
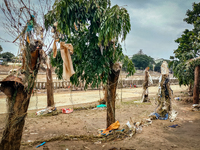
(192, 104, 200, 111)
(149, 61, 178, 122)
(36, 107, 73, 116)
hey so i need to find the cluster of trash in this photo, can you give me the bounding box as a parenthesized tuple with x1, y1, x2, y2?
(36, 107, 73, 116)
(192, 104, 200, 111)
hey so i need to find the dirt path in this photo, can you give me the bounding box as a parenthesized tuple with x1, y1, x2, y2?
(0, 85, 187, 114)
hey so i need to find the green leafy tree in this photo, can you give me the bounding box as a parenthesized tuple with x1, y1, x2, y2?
(0, 45, 3, 53)
(45, 0, 134, 126)
(0, 52, 15, 62)
(170, 2, 200, 86)
(121, 55, 135, 76)
(131, 53, 155, 70)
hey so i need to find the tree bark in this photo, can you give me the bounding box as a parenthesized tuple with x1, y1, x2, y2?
(0, 84, 30, 150)
(46, 65, 54, 106)
(106, 68, 120, 128)
(193, 66, 200, 104)
(144, 70, 148, 102)
(188, 83, 193, 96)
(0, 48, 42, 150)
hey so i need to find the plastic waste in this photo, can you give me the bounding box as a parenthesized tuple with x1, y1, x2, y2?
(174, 97, 181, 100)
(169, 124, 179, 128)
(169, 110, 178, 122)
(136, 126, 142, 133)
(97, 104, 107, 108)
(36, 109, 49, 116)
(36, 107, 57, 116)
(36, 142, 46, 148)
(61, 108, 73, 114)
(126, 121, 132, 129)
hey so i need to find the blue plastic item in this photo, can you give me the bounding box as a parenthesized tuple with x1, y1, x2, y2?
(36, 142, 46, 148)
(169, 124, 179, 128)
(151, 112, 168, 120)
(97, 104, 107, 108)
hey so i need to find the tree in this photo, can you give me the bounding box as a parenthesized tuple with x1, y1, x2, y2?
(0, 52, 15, 61)
(121, 55, 135, 74)
(170, 2, 200, 105)
(45, 0, 134, 127)
(131, 52, 155, 70)
(0, 0, 53, 149)
(0, 45, 3, 53)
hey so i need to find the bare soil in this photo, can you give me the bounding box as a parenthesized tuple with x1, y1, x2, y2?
(0, 88, 199, 150)
(0, 66, 199, 150)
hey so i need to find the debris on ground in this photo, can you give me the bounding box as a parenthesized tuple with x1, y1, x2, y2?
(168, 124, 180, 128)
(97, 104, 107, 108)
(169, 110, 178, 122)
(36, 107, 58, 116)
(61, 108, 73, 114)
(36, 142, 46, 148)
(99, 121, 120, 136)
(192, 104, 200, 111)
(174, 97, 181, 101)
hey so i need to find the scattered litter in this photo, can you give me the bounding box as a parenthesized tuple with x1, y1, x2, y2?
(149, 112, 168, 120)
(36, 142, 46, 148)
(169, 110, 178, 122)
(94, 141, 101, 144)
(126, 121, 132, 128)
(99, 121, 120, 136)
(36, 107, 57, 116)
(168, 124, 180, 128)
(192, 104, 200, 111)
(61, 108, 73, 114)
(133, 122, 143, 134)
(174, 97, 181, 100)
(97, 104, 107, 108)
(135, 126, 142, 133)
(145, 118, 152, 125)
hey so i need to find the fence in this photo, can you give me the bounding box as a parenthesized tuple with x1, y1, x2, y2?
(35, 78, 179, 90)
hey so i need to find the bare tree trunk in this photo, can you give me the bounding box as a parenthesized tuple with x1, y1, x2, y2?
(193, 66, 200, 104)
(0, 84, 30, 150)
(188, 83, 193, 96)
(46, 65, 54, 106)
(144, 70, 149, 102)
(0, 48, 42, 150)
(106, 68, 120, 128)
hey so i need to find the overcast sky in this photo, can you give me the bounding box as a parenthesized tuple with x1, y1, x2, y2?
(0, 0, 199, 60)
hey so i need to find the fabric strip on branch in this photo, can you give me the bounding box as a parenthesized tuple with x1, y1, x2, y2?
(141, 67, 151, 102)
(53, 39, 59, 58)
(60, 42, 75, 81)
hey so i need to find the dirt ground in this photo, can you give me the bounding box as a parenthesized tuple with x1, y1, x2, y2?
(0, 66, 199, 150)
(0, 87, 199, 150)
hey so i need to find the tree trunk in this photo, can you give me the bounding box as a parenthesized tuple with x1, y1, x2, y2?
(0, 48, 42, 150)
(193, 66, 200, 104)
(144, 70, 148, 102)
(188, 83, 193, 96)
(46, 65, 54, 106)
(106, 68, 120, 128)
(0, 84, 30, 150)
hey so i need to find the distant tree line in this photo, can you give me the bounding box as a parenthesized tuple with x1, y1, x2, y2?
(0, 45, 15, 62)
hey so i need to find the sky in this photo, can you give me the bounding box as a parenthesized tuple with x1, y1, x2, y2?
(0, 0, 199, 60)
